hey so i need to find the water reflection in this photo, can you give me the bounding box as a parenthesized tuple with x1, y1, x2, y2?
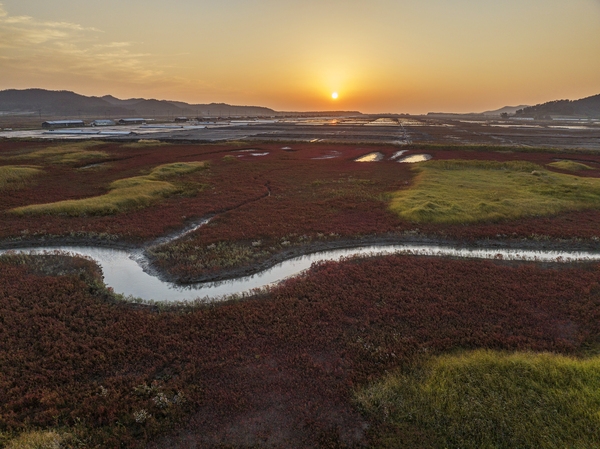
(3, 244, 600, 303)
(390, 150, 408, 160)
(397, 154, 432, 163)
(355, 152, 384, 162)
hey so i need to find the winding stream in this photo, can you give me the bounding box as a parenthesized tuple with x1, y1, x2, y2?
(2, 243, 600, 303)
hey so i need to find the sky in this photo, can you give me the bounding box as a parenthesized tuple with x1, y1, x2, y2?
(0, 0, 599, 114)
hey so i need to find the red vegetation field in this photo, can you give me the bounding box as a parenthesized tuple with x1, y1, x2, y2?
(2, 141, 600, 241)
(3, 141, 600, 281)
(2, 253, 600, 447)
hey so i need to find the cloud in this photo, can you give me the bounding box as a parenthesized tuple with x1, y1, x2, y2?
(0, 3, 168, 88)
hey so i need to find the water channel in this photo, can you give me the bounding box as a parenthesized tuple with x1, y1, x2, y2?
(2, 244, 600, 303)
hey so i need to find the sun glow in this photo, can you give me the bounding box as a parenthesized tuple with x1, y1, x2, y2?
(331, 92, 338, 99)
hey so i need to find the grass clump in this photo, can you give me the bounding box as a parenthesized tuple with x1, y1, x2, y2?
(4, 430, 63, 449)
(122, 139, 169, 148)
(11, 161, 207, 216)
(13, 141, 108, 164)
(0, 165, 40, 190)
(357, 350, 600, 449)
(390, 159, 600, 223)
(548, 160, 594, 171)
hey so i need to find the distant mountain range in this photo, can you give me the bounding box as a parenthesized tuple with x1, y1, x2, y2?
(514, 93, 600, 119)
(428, 93, 600, 119)
(482, 105, 529, 116)
(0, 89, 360, 118)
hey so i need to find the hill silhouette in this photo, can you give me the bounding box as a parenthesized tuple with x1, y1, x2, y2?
(515, 93, 600, 119)
(0, 89, 280, 118)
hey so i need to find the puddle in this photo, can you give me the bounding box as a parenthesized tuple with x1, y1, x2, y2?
(312, 151, 341, 160)
(397, 154, 432, 163)
(489, 124, 543, 129)
(390, 150, 408, 160)
(355, 152, 384, 162)
(365, 118, 399, 126)
(3, 243, 600, 303)
(78, 162, 107, 170)
(549, 126, 592, 130)
(234, 150, 270, 157)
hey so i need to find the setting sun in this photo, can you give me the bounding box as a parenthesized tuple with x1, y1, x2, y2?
(331, 92, 338, 100)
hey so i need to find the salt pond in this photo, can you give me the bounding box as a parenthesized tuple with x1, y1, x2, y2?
(397, 154, 432, 163)
(355, 152, 384, 162)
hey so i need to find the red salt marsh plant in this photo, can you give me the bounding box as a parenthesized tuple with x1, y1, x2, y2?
(2, 140, 600, 250)
(3, 252, 600, 447)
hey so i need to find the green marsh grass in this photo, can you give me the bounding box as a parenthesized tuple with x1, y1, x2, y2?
(390, 160, 600, 223)
(10, 141, 108, 164)
(122, 139, 169, 148)
(0, 165, 40, 190)
(357, 350, 600, 449)
(548, 160, 594, 171)
(11, 161, 207, 216)
(4, 430, 63, 449)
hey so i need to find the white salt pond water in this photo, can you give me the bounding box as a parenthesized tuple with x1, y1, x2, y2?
(355, 152, 384, 162)
(390, 150, 408, 160)
(397, 154, 432, 163)
(3, 244, 600, 304)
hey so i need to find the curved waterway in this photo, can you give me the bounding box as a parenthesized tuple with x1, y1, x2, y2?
(3, 244, 600, 303)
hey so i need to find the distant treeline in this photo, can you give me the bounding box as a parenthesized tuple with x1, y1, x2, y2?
(515, 93, 600, 119)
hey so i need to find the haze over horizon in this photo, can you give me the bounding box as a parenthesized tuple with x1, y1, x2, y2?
(0, 0, 599, 114)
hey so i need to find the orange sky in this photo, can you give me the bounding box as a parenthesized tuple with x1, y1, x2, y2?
(1, 0, 599, 113)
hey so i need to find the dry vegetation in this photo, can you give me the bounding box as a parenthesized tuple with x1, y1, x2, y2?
(10, 162, 207, 216)
(0, 166, 40, 191)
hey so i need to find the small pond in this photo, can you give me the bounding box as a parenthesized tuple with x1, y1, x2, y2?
(355, 152, 384, 162)
(397, 154, 432, 163)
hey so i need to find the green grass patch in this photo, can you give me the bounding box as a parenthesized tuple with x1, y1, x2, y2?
(122, 139, 169, 148)
(357, 350, 600, 449)
(4, 430, 64, 449)
(0, 165, 40, 190)
(8, 141, 108, 164)
(11, 162, 207, 216)
(548, 160, 594, 171)
(390, 160, 600, 223)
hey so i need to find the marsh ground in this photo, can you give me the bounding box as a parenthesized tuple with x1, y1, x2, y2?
(3, 139, 600, 281)
(3, 138, 600, 448)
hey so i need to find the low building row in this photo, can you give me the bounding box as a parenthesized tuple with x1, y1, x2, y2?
(42, 118, 150, 128)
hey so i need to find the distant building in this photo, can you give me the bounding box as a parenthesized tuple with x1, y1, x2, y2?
(42, 120, 85, 129)
(118, 118, 146, 125)
(90, 119, 116, 126)
(174, 117, 188, 122)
